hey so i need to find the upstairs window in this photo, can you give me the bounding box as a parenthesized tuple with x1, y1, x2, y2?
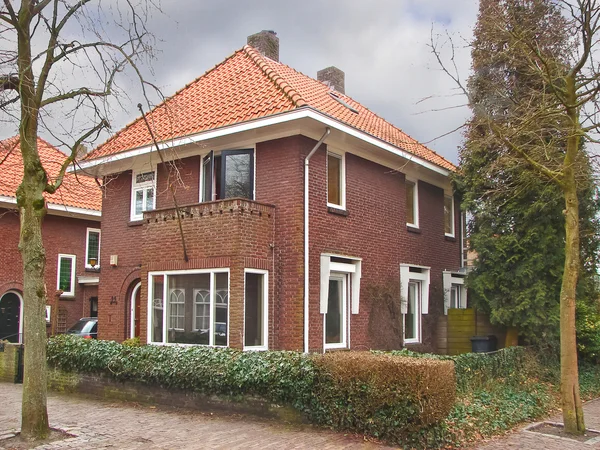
(57, 254, 76, 297)
(131, 170, 156, 221)
(85, 228, 101, 269)
(202, 149, 254, 202)
(327, 152, 345, 208)
(444, 195, 455, 237)
(406, 180, 418, 228)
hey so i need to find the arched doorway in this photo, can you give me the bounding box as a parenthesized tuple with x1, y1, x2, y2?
(0, 291, 23, 343)
(130, 282, 141, 339)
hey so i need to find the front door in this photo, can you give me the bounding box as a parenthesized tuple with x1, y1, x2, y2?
(0, 292, 21, 343)
(134, 287, 141, 338)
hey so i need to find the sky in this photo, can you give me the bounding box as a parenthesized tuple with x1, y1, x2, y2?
(1, 0, 480, 164)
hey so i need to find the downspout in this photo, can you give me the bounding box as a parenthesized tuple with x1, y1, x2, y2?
(304, 127, 331, 353)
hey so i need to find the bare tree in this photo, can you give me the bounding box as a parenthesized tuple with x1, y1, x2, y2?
(0, 0, 160, 440)
(432, 0, 600, 434)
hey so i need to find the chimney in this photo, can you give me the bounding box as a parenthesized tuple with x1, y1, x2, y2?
(247, 30, 279, 62)
(317, 66, 345, 94)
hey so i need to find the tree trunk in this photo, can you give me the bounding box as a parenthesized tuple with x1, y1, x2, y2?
(18, 192, 49, 439)
(560, 162, 584, 434)
(15, 2, 50, 439)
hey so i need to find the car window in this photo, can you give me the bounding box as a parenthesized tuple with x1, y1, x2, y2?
(67, 320, 88, 333)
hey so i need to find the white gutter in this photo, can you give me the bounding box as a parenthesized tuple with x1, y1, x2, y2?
(304, 127, 330, 354)
(0, 195, 101, 221)
(74, 108, 451, 177)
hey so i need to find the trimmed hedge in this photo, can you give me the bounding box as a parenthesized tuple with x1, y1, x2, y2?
(387, 346, 528, 392)
(311, 352, 455, 440)
(47, 336, 455, 445)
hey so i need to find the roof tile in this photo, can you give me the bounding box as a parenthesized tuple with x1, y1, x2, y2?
(86, 46, 454, 171)
(0, 136, 102, 212)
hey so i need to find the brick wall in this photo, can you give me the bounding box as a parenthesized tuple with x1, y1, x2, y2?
(46, 367, 301, 421)
(99, 136, 461, 352)
(0, 207, 100, 334)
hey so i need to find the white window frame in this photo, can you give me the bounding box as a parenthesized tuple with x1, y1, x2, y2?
(243, 268, 269, 351)
(130, 169, 157, 221)
(400, 264, 430, 344)
(198, 147, 257, 203)
(406, 178, 419, 228)
(443, 271, 467, 315)
(320, 253, 362, 351)
(326, 151, 346, 210)
(57, 254, 76, 297)
(323, 273, 348, 350)
(147, 268, 230, 347)
(85, 228, 101, 269)
(444, 194, 455, 237)
(193, 288, 211, 332)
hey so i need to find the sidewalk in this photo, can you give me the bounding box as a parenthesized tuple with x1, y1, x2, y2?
(0, 383, 391, 449)
(476, 397, 600, 449)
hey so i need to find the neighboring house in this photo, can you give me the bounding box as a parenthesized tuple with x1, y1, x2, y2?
(77, 31, 467, 353)
(0, 137, 102, 342)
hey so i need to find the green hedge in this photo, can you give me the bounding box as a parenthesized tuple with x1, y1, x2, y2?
(387, 346, 528, 392)
(47, 336, 455, 446)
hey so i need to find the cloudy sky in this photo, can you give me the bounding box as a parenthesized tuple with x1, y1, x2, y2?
(2, 0, 480, 164)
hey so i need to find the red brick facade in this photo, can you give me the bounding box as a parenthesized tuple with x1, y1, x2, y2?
(96, 135, 461, 352)
(0, 207, 100, 340)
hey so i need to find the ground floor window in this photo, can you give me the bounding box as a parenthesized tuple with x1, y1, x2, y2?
(443, 271, 467, 314)
(325, 273, 347, 347)
(57, 254, 76, 297)
(244, 269, 268, 350)
(400, 264, 430, 344)
(320, 254, 362, 350)
(149, 269, 229, 346)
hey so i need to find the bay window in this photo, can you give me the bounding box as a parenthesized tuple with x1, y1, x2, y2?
(149, 269, 229, 346)
(201, 149, 254, 202)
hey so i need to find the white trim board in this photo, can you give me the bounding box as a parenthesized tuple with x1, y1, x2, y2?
(74, 108, 452, 177)
(0, 195, 101, 221)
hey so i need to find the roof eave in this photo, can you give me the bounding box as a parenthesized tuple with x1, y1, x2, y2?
(74, 107, 453, 177)
(0, 195, 101, 221)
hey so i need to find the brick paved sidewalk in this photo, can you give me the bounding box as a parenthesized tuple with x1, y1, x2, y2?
(0, 383, 392, 450)
(475, 397, 600, 449)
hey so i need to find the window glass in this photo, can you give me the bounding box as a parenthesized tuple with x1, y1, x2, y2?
(325, 277, 343, 344)
(146, 188, 155, 212)
(450, 285, 459, 309)
(244, 273, 265, 348)
(135, 190, 144, 215)
(444, 195, 454, 235)
(132, 170, 156, 221)
(86, 230, 100, 267)
(151, 276, 164, 343)
(327, 153, 342, 206)
(224, 152, 252, 199)
(406, 181, 416, 226)
(202, 154, 213, 202)
(214, 273, 229, 346)
(405, 281, 419, 340)
(169, 289, 185, 330)
(58, 255, 75, 295)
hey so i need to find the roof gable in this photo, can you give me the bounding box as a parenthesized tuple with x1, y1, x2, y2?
(86, 46, 455, 172)
(0, 136, 102, 212)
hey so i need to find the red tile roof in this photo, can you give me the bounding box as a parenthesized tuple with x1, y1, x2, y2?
(87, 46, 455, 172)
(0, 136, 102, 212)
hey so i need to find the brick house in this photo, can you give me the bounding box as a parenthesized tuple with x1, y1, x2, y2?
(77, 31, 467, 353)
(0, 137, 102, 342)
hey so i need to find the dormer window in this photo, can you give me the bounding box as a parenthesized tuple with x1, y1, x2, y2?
(201, 149, 254, 202)
(131, 169, 156, 221)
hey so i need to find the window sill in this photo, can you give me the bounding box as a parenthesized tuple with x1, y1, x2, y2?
(444, 235, 457, 242)
(407, 225, 421, 234)
(128, 219, 145, 227)
(327, 206, 349, 217)
(324, 344, 348, 351)
(85, 267, 101, 273)
(59, 295, 76, 301)
(404, 340, 421, 345)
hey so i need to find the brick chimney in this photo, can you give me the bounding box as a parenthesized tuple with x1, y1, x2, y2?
(317, 66, 345, 94)
(247, 30, 279, 62)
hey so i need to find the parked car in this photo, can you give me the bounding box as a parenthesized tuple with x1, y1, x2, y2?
(66, 317, 98, 339)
